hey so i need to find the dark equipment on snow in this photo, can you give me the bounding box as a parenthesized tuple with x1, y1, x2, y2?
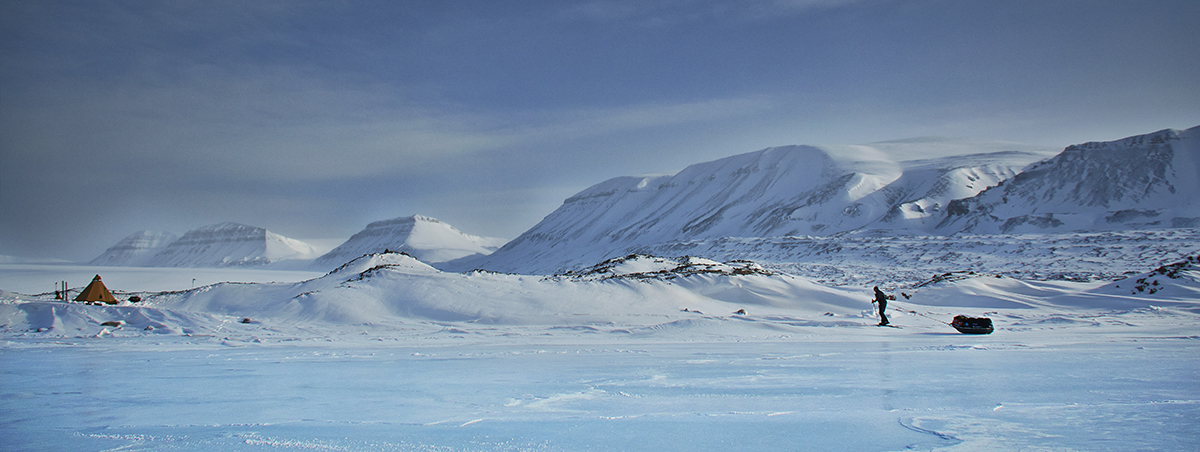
(951, 315, 994, 334)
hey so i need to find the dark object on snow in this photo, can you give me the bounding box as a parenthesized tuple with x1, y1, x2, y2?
(100, 321, 122, 327)
(240, 318, 253, 324)
(733, 309, 747, 315)
(128, 295, 141, 303)
(951, 315, 993, 334)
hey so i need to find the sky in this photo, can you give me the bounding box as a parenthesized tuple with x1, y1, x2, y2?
(2, 0, 1198, 262)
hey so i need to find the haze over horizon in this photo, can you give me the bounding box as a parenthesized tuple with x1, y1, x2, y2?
(2, 0, 1198, 262)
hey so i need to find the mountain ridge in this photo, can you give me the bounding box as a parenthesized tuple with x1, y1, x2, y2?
(462, 128, 1198, 275)
(461, 138, 1060, 274)
(937, 126, 1200, 234)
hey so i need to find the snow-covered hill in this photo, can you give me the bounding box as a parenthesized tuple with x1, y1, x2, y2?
(144, 222, 318, 267)
(467, 138, 1055, 274)
(937, 126, 1200, 233)
(87, 231, 178, 266)
(4, 252, 1197, 334)
(146, 252, 867, 325)
(311, 215, 506, 269)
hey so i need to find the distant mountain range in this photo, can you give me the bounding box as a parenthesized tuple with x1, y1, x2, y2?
(90, 126, 1199, 275)
(461, 126, 1199, 274)
(91, 216, 506, 269)
(91, 222, 319, 267)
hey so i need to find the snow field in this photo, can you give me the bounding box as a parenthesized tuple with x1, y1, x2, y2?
(2, 253, 1198, 451)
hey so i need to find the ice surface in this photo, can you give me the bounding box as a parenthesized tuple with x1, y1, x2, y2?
(2, 321, 1197, 451)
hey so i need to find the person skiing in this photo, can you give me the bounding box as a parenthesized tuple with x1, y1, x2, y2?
(872, 286, 890, 326)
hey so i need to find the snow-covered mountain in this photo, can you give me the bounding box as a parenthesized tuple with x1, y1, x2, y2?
(465, 128, 1200, 275)
(311, 215, 506, 269)
(466, 138, 1056, 274)
(144, 222, 318, 267)
(88, 231, 179, 266)
(937, 126, 1200, 234)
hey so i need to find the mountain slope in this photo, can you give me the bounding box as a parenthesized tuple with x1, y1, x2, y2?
(88, 231, 179, 266)
(145, 222, 318, 267)
(938, 126, 1200, 234)
(469, 138, 1054, 274)
(312, 215, 505, 269)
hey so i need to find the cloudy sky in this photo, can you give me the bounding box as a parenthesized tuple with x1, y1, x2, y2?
(2, 0, 1198, 261)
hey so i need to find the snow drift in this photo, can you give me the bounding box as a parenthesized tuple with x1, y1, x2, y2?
(148, 252, 867, 326)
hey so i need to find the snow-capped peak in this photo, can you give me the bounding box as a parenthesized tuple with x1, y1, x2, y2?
(312, 215, 506, 269)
